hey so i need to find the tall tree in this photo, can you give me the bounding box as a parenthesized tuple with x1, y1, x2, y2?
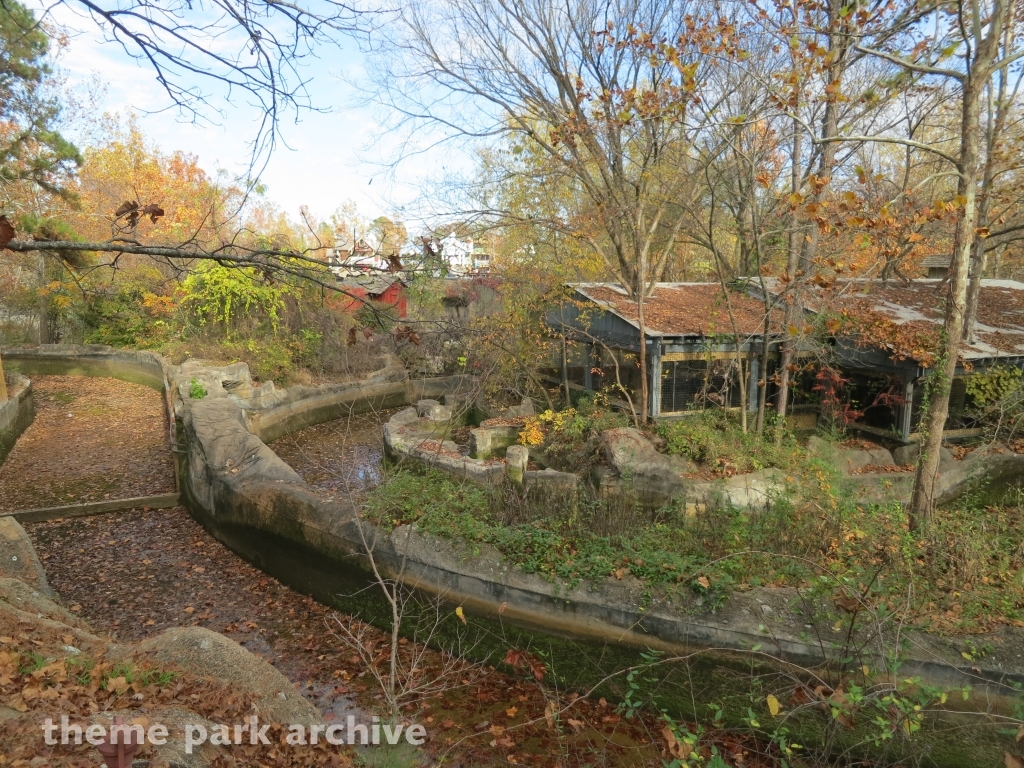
(0, 0, 81, 200)
(856, 0, 1023, 529)
(374, 0, 740, 419)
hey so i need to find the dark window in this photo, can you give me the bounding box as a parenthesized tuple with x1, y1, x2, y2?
(661, 359, 741, 412)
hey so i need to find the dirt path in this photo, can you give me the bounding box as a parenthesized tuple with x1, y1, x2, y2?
(0, 375, 175, 511)
(28, 507, 362, 722)
(27, 507, 725, 767)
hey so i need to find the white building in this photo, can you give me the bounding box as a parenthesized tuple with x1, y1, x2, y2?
(438, 232, 490, 276)
(327, 230, 389, 276)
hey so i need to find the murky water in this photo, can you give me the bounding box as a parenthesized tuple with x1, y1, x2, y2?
(269, 410, 397, 498)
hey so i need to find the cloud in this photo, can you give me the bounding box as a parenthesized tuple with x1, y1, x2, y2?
(29, 0, 475, 228)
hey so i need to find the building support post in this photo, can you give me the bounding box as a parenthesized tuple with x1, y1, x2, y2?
(901, 379, 915, 442)
(748, 354, 759, 413)
(649, 343, 661, 420)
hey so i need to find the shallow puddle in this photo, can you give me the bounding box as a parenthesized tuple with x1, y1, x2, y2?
(269, 410, 398, 498)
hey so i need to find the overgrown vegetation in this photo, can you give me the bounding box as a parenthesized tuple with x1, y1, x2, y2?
(365, 458, 1024, 634)
(657, 411, 802, 474)
(518, 392, 631, 465)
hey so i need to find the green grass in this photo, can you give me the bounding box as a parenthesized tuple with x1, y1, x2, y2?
(365, 462, 1024, 633)
(656, 409, 804, 472)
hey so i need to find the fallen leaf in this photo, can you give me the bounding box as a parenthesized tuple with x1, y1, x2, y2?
(767, 694, 781, 717)
(0, 215, 15, 249)
(661, 726, 692, 759)
(455, 606, 466, 624)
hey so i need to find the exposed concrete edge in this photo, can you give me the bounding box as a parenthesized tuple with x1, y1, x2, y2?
(11, 346, 1021, 728)
(0, 372, 34, 466)
(246, 372, 479, 444)
(4, 493, 181, 523)
(2, 344, 168, 390)
(172, 379, 1024, 717)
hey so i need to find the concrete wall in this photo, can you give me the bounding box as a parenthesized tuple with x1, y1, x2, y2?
(0, 372, 34, 466)
(7, 344, 1020, 764)
(247, 372, 478, 444)
(2, 344, 167, 390)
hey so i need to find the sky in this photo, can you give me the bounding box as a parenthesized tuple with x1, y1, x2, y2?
(37, 1, 471, 230)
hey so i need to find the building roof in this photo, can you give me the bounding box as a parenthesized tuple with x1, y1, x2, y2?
(570, 283, 781, 338)
(772, 278, 1024, 362)
(336, 274, 403, 296)
(920, 254, 952, 268)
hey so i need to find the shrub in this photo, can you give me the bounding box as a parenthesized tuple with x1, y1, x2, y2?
(657, 411, 802, 472)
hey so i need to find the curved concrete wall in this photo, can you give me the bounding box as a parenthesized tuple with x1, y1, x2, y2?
(7, 345, 1019, 764)
(2, 344, 167, 390)
(247, 372, 478, 444)
(0, 373, 34, 466)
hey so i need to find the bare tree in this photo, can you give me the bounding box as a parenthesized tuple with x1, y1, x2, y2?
(24, 0, 361, 177)
(850, 0, 1024, 530)
(370, 0, 744, 421)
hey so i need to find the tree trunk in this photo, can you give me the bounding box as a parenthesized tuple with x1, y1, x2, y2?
(964, 51, 1011, 341)
(638, 294, 648, 425)
(909, 77, 985, 532)
(0, 351, 8, 402)
(775, 121, 803, 441)
(755, 318, 770, 434)
(37, 253, 50, 345)
(561, 334, 571, 406)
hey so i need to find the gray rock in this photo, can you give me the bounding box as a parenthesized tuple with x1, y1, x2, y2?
(416, 399, 451, 421)
(893, 443, 954, 468)
(867, 446, 895, 467)
(601, 427, 692, 499)
(892, 444, 917, 466)
(806, 435, 833, 456)
(0, 517, 55, 598)
(390, 406, 421, 427)
(131, 627, 322, 727)
(840, 446, 893, 474)
(504, 397, 536, 419)
(0, 576, 94, 634)
(690, 469, 782, 510)
(603, 428, 688, 478)
(524, 468, 577, 493)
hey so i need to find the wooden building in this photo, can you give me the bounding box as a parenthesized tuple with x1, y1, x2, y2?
(776, 278, 1024, 442)
(550, 283, 783, 420)
(553, 278, 1024, 442)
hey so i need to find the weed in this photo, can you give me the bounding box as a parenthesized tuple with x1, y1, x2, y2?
(19, 651, 48, 674)
(189, 378, 207, 399)
(657, 410, 804, 473)
(367, 455, 1024, 631)
(103, 661, 177, 688)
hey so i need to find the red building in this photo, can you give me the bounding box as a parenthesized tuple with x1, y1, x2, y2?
(335, 275, 407, 318)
